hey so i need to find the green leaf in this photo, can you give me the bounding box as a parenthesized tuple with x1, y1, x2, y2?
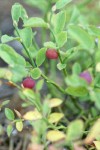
(20, 5, 28, 22)
(19, 28, 32, 48)
(65, 74, 87, 87)
(72, 63, 81, 75)
(23, 0, 48, 13)
(2, 100, 10, 106)
(11, 65, 27, 82)
(5, 108, 15, 121)
(68, 25, 94, 51)
(16, 121, 23, 132)
(69, 7, 80, 24)
(0, 44, 26, 67)
(56, 0, 72, 9)
(88, 26, 100, 37)
(7, 125, 13, 137)
(57, 63, 66, 70)
(66, 86, 88, 97)
(11, 3, 22, 24)
(1, 35, 20, 43)
(11, 3, 28, 25)
(53, 11, 66, 33)
(56, 31, 67, 48)
(36, 48, 46, 66)
(36, 79, 44, 91)
(24, 17, 49, 28)
(30, 68, 41, 79)
(95, 50, 100, 63)
(66, 120, 84, 142)
(89, 89, 100, 110)
(23, 89, 35, 100)
(44, 41, 57, 49)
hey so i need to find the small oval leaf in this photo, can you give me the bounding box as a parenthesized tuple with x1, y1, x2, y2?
(48, 113, 64, 123)
(30, 68, 41, 79)
(47, 130, 65, 142)
(36, 48, 46, 66)
(24, 17, 49, 28)
(7, 125, 13, 137)
(23, 109, 42, 120)
(5, 108, 15, 121)
(48, 98, 63, 108)
(16, 121, 23, 132)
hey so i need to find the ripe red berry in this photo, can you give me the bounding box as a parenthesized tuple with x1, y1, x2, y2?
(22, 77, 35, 89)
(79, 71, 92, 84)
(46, 49, 58, 59)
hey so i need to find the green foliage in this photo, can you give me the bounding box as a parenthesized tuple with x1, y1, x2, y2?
(56, 31, 67, 48)
(0, 1, 100, 149)
(19, 28, 33, 48)
(66, 120, 84, 142)
(7, 125, 13, 137)
(66, 86, 88, 97)
(30, 68, 41, 79)
(36, 48, 46, 66)
(24, 17, 49, 28)
(55, 0, 72, 9)
(53, 11, 66, 34)
(1, 35, 20, 43)
(11, 3, 28, 25)
(68, 25, 95, 51)
(0, 44, 26, 67)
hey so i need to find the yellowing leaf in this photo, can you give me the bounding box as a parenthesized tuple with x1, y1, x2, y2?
(16, 121, 23, 132)
(48, 113, 64, 123)
(23, 109, 42, 120)
(96, 62, 100, 72)
(84, 119, 100, 144)
(93, 141, 100, 150)
(48, 98, 63, 108)
(47, 130, 65, 142)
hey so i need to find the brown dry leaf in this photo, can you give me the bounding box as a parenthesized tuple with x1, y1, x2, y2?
(48, 98, 63, 108)
(48, 145, 57, 150)
(74, 143, 86, 150)
(48, 145, 63, 150)
(93, 141, 100, 150)
(48, 112, 64, 123)
(27, 143, 44, 150)
(14, 109, 22, 118)
(47, 130, 65, 142)
(23, 109, 42, 121)
(84, 119, 100, 144)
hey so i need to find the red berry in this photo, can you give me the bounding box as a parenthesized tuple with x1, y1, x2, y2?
(22, 77, 35, 89)
(46, 49, 58, 59)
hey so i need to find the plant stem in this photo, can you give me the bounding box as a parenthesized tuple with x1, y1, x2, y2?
(41, 73, 65, 93)
(71, 96, 83, 112)
(14, 26, 36, 68)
